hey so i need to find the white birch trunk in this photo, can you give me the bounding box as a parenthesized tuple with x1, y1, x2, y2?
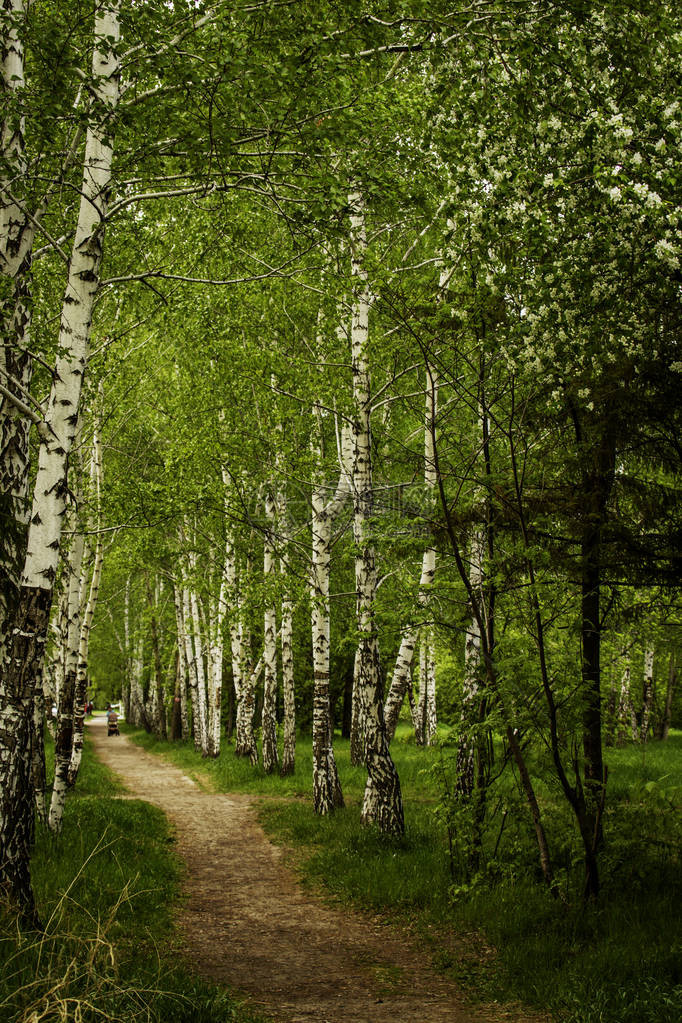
(3, 6, 121, 895)
(348, 191, 403, 835)
(20, 2, 119, 597)
(206, 532, 229, 757)
(311, 417, 351, 813)
(615, 653, 632, 746)
(382, 371, 439, 744)
(122, 575, 130, 718)
(0, 0, 38, 917)
(49, 585, 69, 720)
(68, 422, 104, 786)
(456, 528, 485, 788)
(640, 646, 654, 743)
(224, 524, 248, 751)
(262, 490, 279, 774)
(172, 583, 189, 739)
(425, 625, 437, 744)
(233, 537, 258, 764)
(205, 598, 217, 752)
(181, 584, 198, 740)
(415, 638, 427, 745)
(188, 579, 209, 755)
(0, 0, 33, 663)
(278, 489, 295, 777)
(130, 632, 145, 728)
(48, 522, 85, 832)
(238, 651, 264, 767)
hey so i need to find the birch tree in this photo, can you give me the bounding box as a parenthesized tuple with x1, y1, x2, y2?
(0, 1, 120, 915)
(311, 407, 351, 813)
(348, 190, 404, 836)
(68, 417, 105, 786)
(384, 369, 438, 745)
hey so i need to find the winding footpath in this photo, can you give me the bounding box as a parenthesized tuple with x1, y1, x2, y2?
(88, 717, 540, 1023)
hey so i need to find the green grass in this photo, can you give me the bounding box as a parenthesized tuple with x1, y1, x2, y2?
(0, 731, 264, 1023)
(124, 722, 682, 1023)
(121, 721, 439, 803)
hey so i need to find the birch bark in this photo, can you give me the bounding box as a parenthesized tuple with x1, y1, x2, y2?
(0, 1, 36, 919)
(122, 577, 132, 722)
(0, 0, 33, 663)
(278, 486, 296, 776)
(181, 584, 198, 739)
(348, 191, 403, 835)
(68, 422, 104, 786)
(261, 490, 279, 773)
(172, 582, 189, 739)
(233, 538, 258, 764)
(640, 646, 654, 743)
(614, 652, 632, 746)
(1, 1, 120, 912)
(48, 522, 85, 832)
(130, 632, 146, 730)
(383, 369, 437, 743)
(188, 578, 209, 754)
(145, 574, 167, 739)
(206, 533, 229, 757)
(311, 414, 350, 813)
(456, 528, 485, 795)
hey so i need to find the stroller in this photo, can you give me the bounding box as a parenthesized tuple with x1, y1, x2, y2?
(107, 711, 120, 737)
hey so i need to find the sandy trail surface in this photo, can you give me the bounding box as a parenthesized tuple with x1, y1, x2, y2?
(89, 718, 538, 1023)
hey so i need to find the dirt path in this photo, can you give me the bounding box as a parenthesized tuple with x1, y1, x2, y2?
(89, 718, 535, 1023)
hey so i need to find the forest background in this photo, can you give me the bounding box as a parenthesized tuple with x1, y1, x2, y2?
(1, 2, 681, 1021)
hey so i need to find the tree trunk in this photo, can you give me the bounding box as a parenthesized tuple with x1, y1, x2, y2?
(349, 190, 403, 836)
(640, 646, 654, 743)
(0, 0, 120, 913)
(349, 644, 364, 765)
(456, 529, 485, 795)
(122, 577, 132, 722)
(170, 649, 182, 740)
(278, 486, 295, 777)
(280, 589, 295, 776)
(261, 491, 279, 774)
(144, 572, 167, 740)
(614, 653, 632, 746)
(130, 632, 148, 731)
(310, 412, 350, 812)
(172, 582, 189, 739)
(383, 370, 438, 746)
(0, 586, 50, 924)
(658, 655, 675, 741)
(0, 0, 33, 669)
(181, 585, 199, 746)
(69, 423, 104, 785)
(48, 527, 85, 832)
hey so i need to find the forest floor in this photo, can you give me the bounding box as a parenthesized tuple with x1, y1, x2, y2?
(88, 717, 546, 1023)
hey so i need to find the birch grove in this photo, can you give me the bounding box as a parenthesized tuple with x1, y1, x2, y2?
(0, 0, 679, 928)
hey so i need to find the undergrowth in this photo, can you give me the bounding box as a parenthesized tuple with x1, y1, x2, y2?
(125, 722, 682, 1023)
(0, 731, 262, 1023)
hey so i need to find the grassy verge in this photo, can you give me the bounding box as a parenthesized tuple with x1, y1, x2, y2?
(124, 723, 682, 1023)
(0, 730, 263, 1023)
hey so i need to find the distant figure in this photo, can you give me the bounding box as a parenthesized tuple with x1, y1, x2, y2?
(107, 709, 119, 737)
